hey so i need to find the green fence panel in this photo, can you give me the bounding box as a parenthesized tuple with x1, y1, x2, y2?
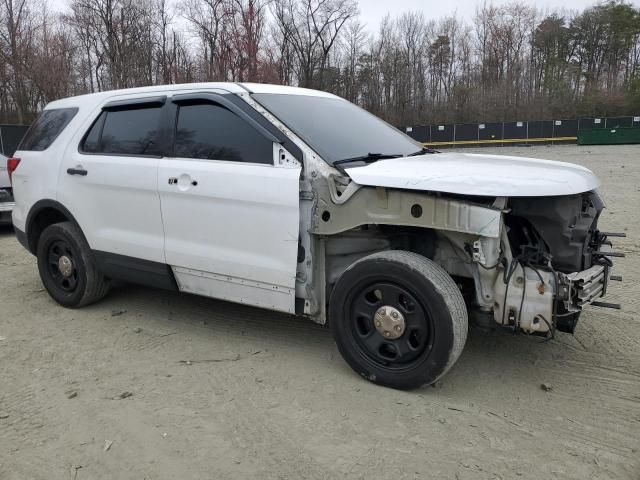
(577, 127, 640, 145)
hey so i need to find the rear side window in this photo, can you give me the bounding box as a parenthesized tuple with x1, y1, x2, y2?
(81, 106, 162, 156)
(19, 108, 78, 151)
(174, 103, 272, 163)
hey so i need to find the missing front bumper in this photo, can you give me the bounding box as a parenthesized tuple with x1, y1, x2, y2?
(558, 232, 624, 314)
(562, 264, 609, 311)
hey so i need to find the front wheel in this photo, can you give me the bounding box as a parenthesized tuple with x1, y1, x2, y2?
(37, 221, 110, 308)
(329, 251, 468, 390)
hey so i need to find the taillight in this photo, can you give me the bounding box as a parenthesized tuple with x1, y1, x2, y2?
(7, 157, 20, 186)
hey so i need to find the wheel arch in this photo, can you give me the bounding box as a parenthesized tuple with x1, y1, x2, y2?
(25, 200, 85, 254)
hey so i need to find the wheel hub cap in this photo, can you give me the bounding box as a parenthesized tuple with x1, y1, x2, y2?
(374, 305, 405, 339)
(58, 255, 73, 278)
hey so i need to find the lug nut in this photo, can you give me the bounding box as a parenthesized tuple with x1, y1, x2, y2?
(394, 325, 401, 332)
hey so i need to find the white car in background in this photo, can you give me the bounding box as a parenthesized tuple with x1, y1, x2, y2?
(8, 82, 622, 389)
(0, 152, 15, 224)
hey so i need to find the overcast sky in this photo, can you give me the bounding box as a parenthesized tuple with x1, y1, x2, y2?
(356, 0, 637, 27)
(49, 0, 640, 27)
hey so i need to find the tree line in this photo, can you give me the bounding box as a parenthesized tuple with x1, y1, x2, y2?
(1, 0, 639, 127)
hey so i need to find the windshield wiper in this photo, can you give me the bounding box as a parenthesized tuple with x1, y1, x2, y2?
(333, 152, 403, 171)
(408, 147, 439, 156)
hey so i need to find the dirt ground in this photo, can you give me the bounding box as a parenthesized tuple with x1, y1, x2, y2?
(0, 144, 638, 480)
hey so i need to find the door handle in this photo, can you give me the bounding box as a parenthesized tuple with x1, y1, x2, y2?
(168, 177, 198, 187)
(67, 167, 88, 176)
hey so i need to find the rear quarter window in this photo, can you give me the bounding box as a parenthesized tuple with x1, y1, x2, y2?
(19, 108, 78, 151)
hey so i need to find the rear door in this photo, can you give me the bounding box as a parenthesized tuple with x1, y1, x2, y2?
(57, 97, 166, 263)
(158, 94, 301, 313)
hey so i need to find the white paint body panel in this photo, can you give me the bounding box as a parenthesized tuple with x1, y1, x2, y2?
(158, 158, 301, 313)
(345, 152, 600, 197)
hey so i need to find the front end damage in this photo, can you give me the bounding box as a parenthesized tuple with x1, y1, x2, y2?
(474, 191, 622, 336)
(308, 180, 621, 338)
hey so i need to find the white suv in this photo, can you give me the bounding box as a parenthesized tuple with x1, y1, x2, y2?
(10, 83, 621, 389)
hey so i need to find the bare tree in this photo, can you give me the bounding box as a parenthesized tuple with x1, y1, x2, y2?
(0, 0, 639, 126)
(272, 0, 357, 88)
(0, 0, 37, 122)
(180, 0, 230, 80)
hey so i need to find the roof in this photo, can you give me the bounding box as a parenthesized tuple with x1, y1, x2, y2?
(46, 82, 339, 109)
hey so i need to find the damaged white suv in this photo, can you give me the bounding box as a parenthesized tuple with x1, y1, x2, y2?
(10, 83, 621, 389)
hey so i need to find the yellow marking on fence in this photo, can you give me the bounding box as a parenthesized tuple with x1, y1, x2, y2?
(422, 136, 577, 147)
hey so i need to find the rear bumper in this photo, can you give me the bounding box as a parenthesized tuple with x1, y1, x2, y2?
(0, 202, 14, 224)
(0, 201, 14, 213)
(0, 189, 14, 223)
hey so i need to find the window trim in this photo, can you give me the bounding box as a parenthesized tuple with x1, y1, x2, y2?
(78, 100, 166, 158)
(170, 95, 277, 165)
(103, 95, 166, 111)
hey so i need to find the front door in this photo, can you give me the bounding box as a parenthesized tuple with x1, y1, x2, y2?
(158, 96, 301, 313)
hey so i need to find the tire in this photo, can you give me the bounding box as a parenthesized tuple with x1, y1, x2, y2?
(36, 221, 110, 308)
(329, 250, 468, 390)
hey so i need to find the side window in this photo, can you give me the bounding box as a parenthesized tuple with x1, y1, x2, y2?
(20, 108, 78, 151)
(174, 102, 272, 163)
(81, 106, 162, 156)
(82, 112, 106, 153)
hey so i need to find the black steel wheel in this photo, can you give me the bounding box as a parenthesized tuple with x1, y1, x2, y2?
(37, 221, 110, 308)
(349, 282, 432, 368)
(329, 250, 468, 390)
(46, 239, 79, 293)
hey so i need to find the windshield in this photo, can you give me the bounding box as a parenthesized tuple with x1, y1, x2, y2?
(252, 93, 423, 165)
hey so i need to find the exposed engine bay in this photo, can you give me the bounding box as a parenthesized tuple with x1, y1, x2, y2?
(493, 190, 620, 335)
(318, 189, 622, 338)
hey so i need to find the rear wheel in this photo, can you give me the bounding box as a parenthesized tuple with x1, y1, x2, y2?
(37, 222, 109, 307)
(329, 250, 468, 390)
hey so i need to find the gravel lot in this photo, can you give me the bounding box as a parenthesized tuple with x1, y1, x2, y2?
(0, 144, 638, 480)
